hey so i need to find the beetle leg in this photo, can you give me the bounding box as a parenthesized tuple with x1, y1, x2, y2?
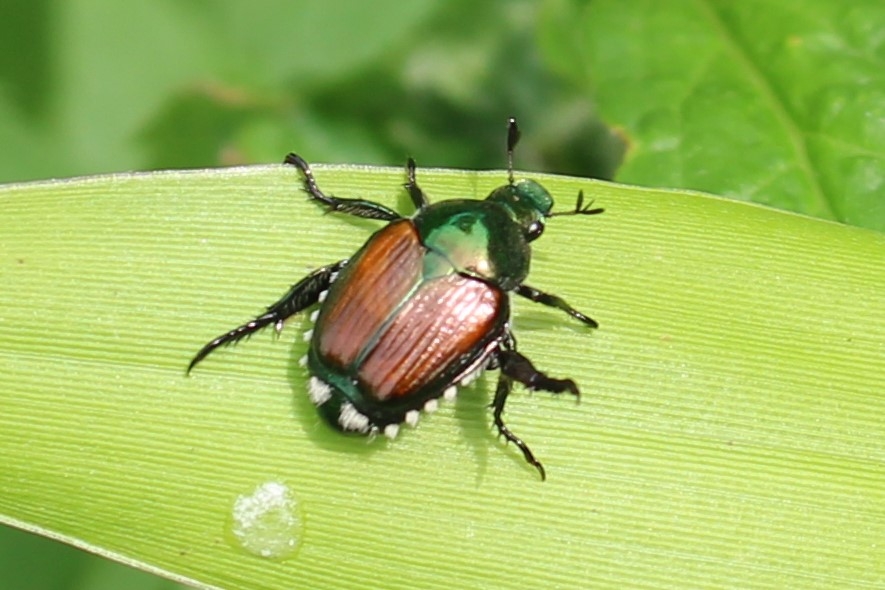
(492, 347, 580, 480)
(492, 337, 579, 480)
(515, 284, 598, 328)
(404, 157, 430, 210)
(283, 153, 402, 221)
(187, 260, 347, 373)
(491, 373, 546, 480)
(497, 349, 580, 399)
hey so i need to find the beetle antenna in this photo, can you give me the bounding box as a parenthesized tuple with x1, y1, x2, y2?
(506, 117, 520, 186)
(550, 190, 605, 217)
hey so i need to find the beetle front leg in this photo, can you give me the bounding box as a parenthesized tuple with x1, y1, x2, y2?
(284, 153, 402, 221)
(187, 260, 346, 373)
(515, 284, 598, 328)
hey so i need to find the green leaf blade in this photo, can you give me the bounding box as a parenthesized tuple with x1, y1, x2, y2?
(1, 165, 884, 589)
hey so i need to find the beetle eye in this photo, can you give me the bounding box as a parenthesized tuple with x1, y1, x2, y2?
(526, 221, 544, 241)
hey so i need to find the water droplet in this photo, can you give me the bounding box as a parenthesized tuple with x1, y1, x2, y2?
(229, 481, 302, 559)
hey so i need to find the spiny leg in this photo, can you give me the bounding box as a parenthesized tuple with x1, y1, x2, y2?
(188, 260, 346, 373)
(498, 349, 580, 398)
(404, 157, 430, 210)
(492, 373, 546, 480)
(515, 284, 598, 328)
(491, 347, 581, 480)
(283, 153, 401, 221)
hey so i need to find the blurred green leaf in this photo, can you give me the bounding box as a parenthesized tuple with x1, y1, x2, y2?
(0, 0, 52, 117)
(1, 165, 883, 589)
(0, 526, 180, 590)
(212, 0, 439, 85)
(539, 0, 885, 230)
(0, 93, 53, 181)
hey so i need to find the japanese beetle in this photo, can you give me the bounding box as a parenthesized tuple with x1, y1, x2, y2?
(189, 118, 603, 480)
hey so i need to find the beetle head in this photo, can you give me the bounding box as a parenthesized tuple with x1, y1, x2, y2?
(486, 179, 554, 242)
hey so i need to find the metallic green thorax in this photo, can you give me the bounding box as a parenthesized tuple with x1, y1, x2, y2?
(413, 179, 555, 291)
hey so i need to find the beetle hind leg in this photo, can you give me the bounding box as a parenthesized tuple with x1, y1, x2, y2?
(491, 374, 547, 480)
(490, 348, 581, 480)
(187, 260, 346, 373)
(284, 153, 402, 221)
(498, 349, 580, 398)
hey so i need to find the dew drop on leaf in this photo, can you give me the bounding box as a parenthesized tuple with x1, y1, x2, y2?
(229, 481, 303, 559)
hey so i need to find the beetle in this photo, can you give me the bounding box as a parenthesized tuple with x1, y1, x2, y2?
(188, 118, 603, 480)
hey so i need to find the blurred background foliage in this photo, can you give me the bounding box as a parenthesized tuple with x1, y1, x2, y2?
(2, 0, 883, 231)
(0, 0, 625, 185)
(1, 0, 882, 588)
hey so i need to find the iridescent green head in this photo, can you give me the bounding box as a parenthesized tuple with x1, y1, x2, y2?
(485, 179, 554, 242)
(481, 117, 604, 243)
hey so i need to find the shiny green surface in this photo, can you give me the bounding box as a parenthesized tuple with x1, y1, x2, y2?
(417, 199, 531, 289)
(487, 179, 555, 238)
